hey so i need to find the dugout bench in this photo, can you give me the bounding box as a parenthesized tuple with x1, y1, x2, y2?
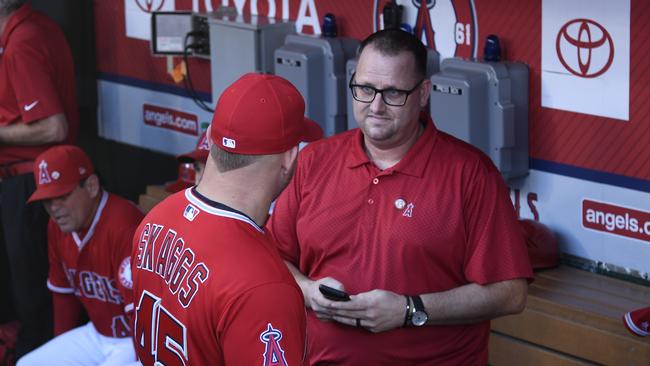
(489, 266, 650, 365)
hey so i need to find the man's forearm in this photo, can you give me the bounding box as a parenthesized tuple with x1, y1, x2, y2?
(0, 113, 68, 145)
(52, 292, 83, 335)
(283, 260, 312, 303)
(420, 278, 528, 325)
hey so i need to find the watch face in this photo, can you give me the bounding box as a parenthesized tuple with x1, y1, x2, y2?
(412, 311, 428, 326)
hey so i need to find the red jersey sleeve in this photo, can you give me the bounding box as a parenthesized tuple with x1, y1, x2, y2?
(114, 210, 144, 315)
(46, 220, 74, 294)
(267, 155, 306, 265)
(5, 37, 64, 124)
(221, 283, 306, 366)
(462, 160, 533, 284)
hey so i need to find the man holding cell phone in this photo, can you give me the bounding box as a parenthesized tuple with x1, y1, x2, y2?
(267, 29, 533, 365)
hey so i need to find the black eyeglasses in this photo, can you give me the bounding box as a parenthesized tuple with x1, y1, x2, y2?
(348, 72, 424, 107)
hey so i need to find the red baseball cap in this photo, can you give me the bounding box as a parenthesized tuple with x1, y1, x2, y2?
(165, 163, 196, 193)
(27, 145, 94, 203)
(178, 131, 210, 164)
(624, 306, 650, 337)
(210, 73, 323, 154)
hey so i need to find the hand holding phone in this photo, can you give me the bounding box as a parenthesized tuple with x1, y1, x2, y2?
(318, 284, 350, 301)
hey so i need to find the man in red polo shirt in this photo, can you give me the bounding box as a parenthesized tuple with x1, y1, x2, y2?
(0, 0, 78, 357)
(267, 29, 534, 365)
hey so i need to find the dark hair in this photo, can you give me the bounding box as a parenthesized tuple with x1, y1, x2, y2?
(0, 0, 25, 16)
(358, 29, 428, 79)
(210, 145, 260, 173)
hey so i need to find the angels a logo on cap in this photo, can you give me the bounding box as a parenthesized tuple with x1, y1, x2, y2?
(38, 160, 52, 185)
(198, 135, 210, 151)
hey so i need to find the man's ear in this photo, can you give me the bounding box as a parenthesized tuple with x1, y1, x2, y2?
(282, 146, 299, 173)
(83, 174, 101, 198)
(206, 124, 213, 148)
(419, 79, 432, 108)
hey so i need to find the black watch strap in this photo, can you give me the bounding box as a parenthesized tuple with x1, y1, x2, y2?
(402, 295, 411, 327)
(412, 295, 425, 313)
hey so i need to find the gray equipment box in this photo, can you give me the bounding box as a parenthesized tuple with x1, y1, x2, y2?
(274, 35, 359, 137)
(208, 13, 295, 106)
(346, 49, 440, 130)
(429, 58, 529, 180)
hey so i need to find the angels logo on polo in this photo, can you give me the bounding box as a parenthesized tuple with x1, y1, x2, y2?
(372, 0, 478, 59)
(541, 0, 630, 120)
(260, 323, 288, 366)
(124, 0, 174, 40)
(38, 160, 52, 185)
(403, 202, 415, 218)
(118, 256, 133, 289)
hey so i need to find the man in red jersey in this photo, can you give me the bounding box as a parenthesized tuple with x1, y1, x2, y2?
(178, 131, 210, 184)
(132, 73, 322, 365)
(18, 145, 142, 366)
(0, 0, 79, 356)
(267, 29, 534, 365)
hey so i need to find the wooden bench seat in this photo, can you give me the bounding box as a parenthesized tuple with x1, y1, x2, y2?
(489, 266, 650, 365)
(138, 185, 171, 213)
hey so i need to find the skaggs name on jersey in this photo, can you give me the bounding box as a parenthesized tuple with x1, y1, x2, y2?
(135, 223, 210, 308)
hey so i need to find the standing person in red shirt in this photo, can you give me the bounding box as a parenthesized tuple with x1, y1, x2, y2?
(17, 145, 142, 366)
(131, 73, 322, 366)
(267, 29, 534, 365)
(0, 0, 79, 357)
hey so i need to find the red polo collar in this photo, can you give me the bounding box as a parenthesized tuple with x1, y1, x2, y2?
(346, 112, 439, 178)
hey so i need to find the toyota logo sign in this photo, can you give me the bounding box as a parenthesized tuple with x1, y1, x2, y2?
(556, 18, 614, 78)
(135, 0, 165, 13)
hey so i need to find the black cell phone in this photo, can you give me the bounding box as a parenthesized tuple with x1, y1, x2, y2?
(318, 284, 350, 301)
